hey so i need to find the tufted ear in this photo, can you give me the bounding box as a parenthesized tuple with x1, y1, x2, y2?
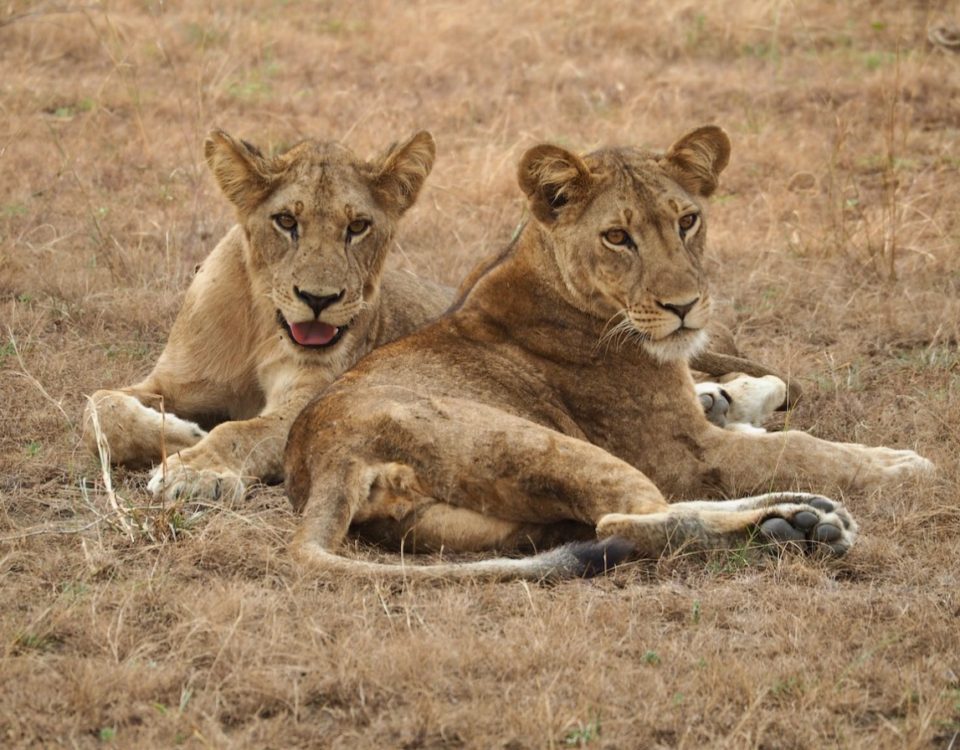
(370, 131, 436, 215)
(662, 126, 731, 198)
(204, 129, 277, 213)
(518, 144, 595, 224)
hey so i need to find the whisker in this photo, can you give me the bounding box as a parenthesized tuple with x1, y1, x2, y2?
(598, 309, 626, 341)
(596, 311, 649, 356)
(595, 311, 629, 355)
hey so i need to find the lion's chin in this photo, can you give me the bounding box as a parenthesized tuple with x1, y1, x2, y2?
(642, 328, 708, 364)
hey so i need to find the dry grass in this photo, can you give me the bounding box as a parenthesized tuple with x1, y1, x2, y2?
(2, 1, 960, 747)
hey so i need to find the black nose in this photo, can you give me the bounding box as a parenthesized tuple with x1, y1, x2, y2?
(657, 298, 698, 321)
(294, 287, 344, 317)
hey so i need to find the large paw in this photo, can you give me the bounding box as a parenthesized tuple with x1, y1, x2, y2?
(147, 454, 247, 502)
(758, 495, 857, 556)
(696, 375, 786, 432)
(857, 446, 935, 486)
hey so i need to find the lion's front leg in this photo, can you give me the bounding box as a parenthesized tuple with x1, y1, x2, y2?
(697, 426, 933, 497)
(147, 389, 315, 501)
(82, 385, 208, 468)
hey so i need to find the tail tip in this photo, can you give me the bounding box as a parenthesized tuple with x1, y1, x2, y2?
(569, 536, 634, 578)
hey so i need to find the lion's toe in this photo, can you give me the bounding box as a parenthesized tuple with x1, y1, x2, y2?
(147, 460, 245, 502)
(759, 496, 857, 557)
(695, 383, 730, 427)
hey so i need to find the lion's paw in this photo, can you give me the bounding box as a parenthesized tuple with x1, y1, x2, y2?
(147, 455, 247, 502)
(759, 495, 857, 557)
(857, 446, 935, 487)
(696, 375, 785, 433)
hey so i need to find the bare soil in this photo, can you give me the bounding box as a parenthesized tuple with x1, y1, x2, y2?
(2, 1, 959, 747)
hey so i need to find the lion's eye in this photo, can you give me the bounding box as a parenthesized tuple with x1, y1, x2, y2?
(678, 213, 699, 237)
(273, 213, 298, 233)
(602, 228, 633, 249)
(346, 219, 371, 239)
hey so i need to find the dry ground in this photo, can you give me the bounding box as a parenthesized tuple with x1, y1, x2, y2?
(2, 1, 960, 747)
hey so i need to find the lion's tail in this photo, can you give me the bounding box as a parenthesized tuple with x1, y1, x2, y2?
(292, 536, 634, 583)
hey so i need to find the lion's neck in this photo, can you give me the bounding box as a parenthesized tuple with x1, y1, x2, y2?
(446, 226, 694, 443)
(516, 224, 581, 308)
(457, 226, 656, 370)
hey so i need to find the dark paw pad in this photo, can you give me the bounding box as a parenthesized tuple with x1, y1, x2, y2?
(760, 517, 805, 544)
(699, 388, 730, 426)
(812, 523, 842, 543)
(759, 502, 854, 558)
(808, 497, 836, 514)
(792, 511, 819, 531)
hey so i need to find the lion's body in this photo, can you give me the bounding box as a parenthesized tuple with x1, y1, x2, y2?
(85, 130, 449, 498)
(284, 127, 931, 581)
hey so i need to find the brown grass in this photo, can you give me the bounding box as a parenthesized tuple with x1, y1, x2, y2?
(2, 1, 960, 747)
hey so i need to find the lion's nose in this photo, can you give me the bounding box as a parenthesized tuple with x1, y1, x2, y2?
(657, 297, 699, 322)
(294, 287, 344, 317)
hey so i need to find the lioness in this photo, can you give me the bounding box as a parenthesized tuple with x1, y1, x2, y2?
(84, 129, 448, 500)
(284, 125, 933, 581)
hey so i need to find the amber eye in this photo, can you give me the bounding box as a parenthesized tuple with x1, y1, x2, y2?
(346, 219, 370, 238)
(602, 228, 632, 248)
(273, 213, 298, 232)
(678, 213, 699, 236)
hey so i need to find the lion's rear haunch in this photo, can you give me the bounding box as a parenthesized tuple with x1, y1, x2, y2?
(293, 535, 635, 583)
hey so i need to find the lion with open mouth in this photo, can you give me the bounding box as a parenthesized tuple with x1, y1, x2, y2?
(83, 129, 448, 500)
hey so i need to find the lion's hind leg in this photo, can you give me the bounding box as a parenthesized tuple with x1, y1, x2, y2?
(83, 388, 207, 468)
(290, 461, 632, 582)
(596, 492, 857, 558)
(284, 394, 661, 581)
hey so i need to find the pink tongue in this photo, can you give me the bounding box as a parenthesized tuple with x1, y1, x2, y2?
(289, 321, 339, 346)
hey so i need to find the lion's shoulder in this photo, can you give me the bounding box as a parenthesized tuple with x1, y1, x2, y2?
(375, 268, 453, 346)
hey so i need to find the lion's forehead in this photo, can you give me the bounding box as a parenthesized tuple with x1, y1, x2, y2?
(585, 149, 697, 222)
(587, 182, 694, 232)
(271, 157, 375, 219)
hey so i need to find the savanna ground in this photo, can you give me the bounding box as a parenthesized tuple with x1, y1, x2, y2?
(2, 1, 960, 747)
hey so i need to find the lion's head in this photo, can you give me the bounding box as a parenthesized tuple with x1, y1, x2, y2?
(518, 126, 730, 363)
(204, 129, 435, 358)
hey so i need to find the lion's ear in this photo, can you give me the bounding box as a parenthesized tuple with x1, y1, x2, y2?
(370, 131, 436, 215)
(204, 129, 276, 213)
(518, 144, 594, 224)
(662, 126, 731, 198)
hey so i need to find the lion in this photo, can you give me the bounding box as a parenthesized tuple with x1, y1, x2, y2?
(283, 125, 933, 581)
(83, 129, 449, 500)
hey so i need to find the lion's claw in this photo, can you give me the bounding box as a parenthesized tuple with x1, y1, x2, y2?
(147, 456, 246, 502)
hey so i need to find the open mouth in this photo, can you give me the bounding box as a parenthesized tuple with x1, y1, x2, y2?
(277, 311, 348, 349)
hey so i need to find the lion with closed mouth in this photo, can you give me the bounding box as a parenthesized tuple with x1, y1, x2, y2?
(283, 125, 933, 581)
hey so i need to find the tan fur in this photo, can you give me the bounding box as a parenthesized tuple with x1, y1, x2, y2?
(284, 126, 933, 582)
(83, 130, 450, 500)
